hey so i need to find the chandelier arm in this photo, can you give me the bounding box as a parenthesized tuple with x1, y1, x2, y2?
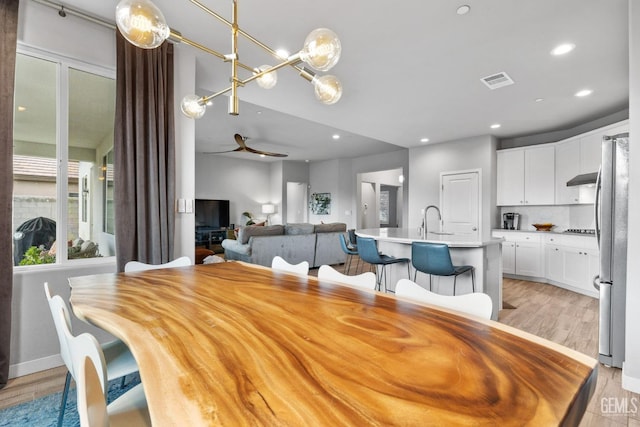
(188, 0, 307, 74)
(169, 29, 260, 74)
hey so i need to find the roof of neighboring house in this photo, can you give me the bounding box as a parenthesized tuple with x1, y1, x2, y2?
(13, 155, 79, 180)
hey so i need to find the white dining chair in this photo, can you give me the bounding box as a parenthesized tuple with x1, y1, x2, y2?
(318, 265, 376, 290)
(72, 332, 151, 427)
(271, 256, 309, 275)
(44, 283, 139, 427)
(395, 279, 493, 319)
(124, 255, 192, 272)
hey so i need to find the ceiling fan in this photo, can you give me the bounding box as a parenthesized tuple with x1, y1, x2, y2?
(204, 134, 288, 157)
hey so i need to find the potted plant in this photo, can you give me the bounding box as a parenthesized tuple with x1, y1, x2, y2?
(242, 211, 255, 226)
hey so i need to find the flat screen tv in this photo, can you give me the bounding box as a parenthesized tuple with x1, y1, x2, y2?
(195, 199, 230, 229)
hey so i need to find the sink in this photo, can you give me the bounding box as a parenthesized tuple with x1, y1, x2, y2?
(428, 231, 454, 236)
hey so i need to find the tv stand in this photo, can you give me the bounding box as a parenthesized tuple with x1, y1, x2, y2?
(195, 227, 227, 252)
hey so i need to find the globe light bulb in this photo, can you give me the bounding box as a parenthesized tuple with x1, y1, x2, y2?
(180, 95, 206, 119)
(300, 28, 341, 72)
(313, 75, 342, 105)
(255, 65, 278, 89)
(115, 0, 170, 49)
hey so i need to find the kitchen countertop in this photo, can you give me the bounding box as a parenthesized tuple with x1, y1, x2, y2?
(492, 229, 596, 237)
(357, 228, 502, 248)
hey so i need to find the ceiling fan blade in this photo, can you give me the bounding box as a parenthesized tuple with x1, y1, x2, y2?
(245, 145, 288, 157)
(202, 147, 245, 154)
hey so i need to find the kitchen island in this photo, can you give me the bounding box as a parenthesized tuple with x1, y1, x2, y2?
(356, 228, 503, 320)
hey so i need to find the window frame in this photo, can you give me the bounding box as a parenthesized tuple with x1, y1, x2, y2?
(14, 44, 116, 269)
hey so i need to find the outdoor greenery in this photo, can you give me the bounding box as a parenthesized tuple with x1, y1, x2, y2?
(19, 246, 55, 265)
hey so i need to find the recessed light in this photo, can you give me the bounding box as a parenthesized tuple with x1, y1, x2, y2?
(575, 89, 593, 97)
(256, 111, 262, 115)
(17, 106, 27, 112)
(420, 137, 429, 143)
(490, 124, 501, 129)
(332, 134, 340, 140)
(551, 43, 576, 56)
(535, 98, 544, 102)
(456, 5, 470, 15)
(305, 159, 309, 163)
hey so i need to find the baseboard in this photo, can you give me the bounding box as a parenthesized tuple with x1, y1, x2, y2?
(622, 362, 640, 394)
(9, 354, 64, 379)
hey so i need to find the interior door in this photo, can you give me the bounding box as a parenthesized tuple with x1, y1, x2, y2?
(441, 170, 479, 240)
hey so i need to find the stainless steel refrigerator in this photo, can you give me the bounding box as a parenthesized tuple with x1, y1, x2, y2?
(594, 132, 629, 368)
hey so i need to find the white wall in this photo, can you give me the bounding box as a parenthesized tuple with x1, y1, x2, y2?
(309, 159, 342, 224)
(10, 0, 121, 378)
(269, 162, 283, 224)
(173, 46, 197, 261)
(408, 135, 498, 240)
(623, 1, 640, 393)
(194, 156, 272, 226)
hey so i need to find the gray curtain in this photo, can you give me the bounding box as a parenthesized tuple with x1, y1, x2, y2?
(0, 0, 19, 389)
(114, 31, 175, 271)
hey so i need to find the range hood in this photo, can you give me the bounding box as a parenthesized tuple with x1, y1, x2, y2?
(566, 172, 598, 187)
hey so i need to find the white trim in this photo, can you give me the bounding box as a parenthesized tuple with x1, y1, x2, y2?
(622, 362, 640, 394)
(9, 354, 64, 379)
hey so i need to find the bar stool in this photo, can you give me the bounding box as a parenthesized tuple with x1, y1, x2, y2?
(411, 242, 475, 295)
(357, 237, 410, 292)
(339, 233, 360, 274)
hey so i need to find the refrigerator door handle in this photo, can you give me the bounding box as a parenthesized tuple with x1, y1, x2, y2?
(594, 165, 602, 249)
(599, 281, 612, 357)
(593, 275, 600, 291)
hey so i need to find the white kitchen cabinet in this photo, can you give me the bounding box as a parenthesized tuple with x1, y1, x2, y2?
(545, 244, 563, 282)
(497, 145, 555, 206)
(554, 120, 629, 205)
(501, 241, 516, 274)
(495, 231, 599, 297)
(493, 231, 543, 277)
(514, 241, 543, 277)
(555, 139, 580, 204)
(563, 247, 589, 288)
(496, 150, 525, 206)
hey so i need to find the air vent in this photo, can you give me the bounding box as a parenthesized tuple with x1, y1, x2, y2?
(480, 72, 514, 89)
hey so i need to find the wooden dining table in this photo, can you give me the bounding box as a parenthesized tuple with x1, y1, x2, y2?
(69, 261, 597, 426)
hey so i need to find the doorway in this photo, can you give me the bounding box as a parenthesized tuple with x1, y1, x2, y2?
(440, 169, 480, 240)
(286, 182, 308, 223)
(357, 168, 404, 229)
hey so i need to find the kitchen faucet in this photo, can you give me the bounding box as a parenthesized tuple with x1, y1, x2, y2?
(423, 205, 441, 239)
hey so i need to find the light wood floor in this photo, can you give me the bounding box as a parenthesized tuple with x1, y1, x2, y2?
(2, 268, 639, 426)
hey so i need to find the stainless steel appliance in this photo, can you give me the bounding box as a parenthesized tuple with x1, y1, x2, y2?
(503, 212, 520, 230)
(594, 132, 629, 368)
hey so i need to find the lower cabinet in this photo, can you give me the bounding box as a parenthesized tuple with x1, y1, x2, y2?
(494, 230, 599, 298)
(493, 231, 543, 278)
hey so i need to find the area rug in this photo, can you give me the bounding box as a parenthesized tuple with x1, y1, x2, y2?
(0, 373, 140, 427)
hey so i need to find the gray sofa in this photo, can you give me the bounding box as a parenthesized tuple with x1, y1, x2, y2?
(221, 222, 347, 268)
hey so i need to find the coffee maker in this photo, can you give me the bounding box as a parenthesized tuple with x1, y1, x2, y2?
(503, 212, 520, 230)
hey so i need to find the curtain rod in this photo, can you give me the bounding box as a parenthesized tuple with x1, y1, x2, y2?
(30, 0, 116, 31)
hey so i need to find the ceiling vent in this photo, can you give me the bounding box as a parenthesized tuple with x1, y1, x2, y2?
(480, 72, 514, 90)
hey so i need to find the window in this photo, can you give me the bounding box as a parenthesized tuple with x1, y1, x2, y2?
(12, 50, 116, 266)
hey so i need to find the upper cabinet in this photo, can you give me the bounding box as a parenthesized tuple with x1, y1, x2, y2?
(497, 145, 555, 206)
(498, 120, 629, 207)
(555, 120, 629, 205)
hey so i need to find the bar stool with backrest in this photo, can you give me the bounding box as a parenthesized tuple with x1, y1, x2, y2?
(339, 233, 360, 274)
(411, 241, 475, 295)
(357, 236, 410, 292)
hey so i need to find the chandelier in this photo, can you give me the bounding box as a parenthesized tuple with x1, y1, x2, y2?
(115, 0, 343, 118)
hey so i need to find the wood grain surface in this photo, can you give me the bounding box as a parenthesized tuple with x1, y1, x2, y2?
(69, 261, 597, 426)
